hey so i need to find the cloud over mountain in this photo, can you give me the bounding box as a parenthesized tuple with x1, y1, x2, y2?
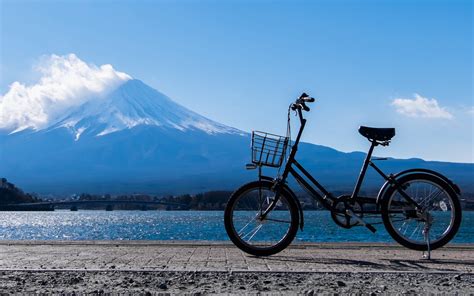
(391, 94, 453, 119)
(0, 54, 131, 132)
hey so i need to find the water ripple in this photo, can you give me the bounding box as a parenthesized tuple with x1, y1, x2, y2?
(0, 211, 471, 242)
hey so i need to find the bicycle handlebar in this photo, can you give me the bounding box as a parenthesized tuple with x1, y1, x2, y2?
(291, 92, 316, 112)
(298, 92, 315, 103)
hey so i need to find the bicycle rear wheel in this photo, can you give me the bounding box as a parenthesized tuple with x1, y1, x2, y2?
(381, 173, 462, 251)
(224, 180, 299, 256)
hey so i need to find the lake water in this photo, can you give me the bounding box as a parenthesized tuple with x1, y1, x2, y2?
(0, 211, 472, 243)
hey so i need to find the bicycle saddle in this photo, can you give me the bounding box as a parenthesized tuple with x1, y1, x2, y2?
(358, 126, 395, 142)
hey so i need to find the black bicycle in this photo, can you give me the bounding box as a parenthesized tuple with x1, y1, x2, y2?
(224, 93, 462, 257)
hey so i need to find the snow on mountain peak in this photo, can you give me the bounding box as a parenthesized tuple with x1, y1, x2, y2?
(0, 54, 131, 133)
(54, 79, 243, 139)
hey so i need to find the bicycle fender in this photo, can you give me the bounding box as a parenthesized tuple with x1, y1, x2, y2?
(260, 175, 305, 230)
(393, 168, 461, 195)
(376, 168, 461, 205)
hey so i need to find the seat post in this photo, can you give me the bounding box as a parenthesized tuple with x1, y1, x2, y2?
(350, 140, 377, 200)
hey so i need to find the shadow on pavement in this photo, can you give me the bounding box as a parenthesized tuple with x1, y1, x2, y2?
(251, 255, 473, 272)
(256, 255, 385, 269)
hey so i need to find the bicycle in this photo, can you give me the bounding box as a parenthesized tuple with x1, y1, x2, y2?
(224, 93, 462, 257)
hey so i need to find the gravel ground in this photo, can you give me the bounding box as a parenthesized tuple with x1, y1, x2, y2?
(0, 270, 472, 294)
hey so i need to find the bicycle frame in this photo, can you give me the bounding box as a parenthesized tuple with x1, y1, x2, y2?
(272, 108, 422, 214)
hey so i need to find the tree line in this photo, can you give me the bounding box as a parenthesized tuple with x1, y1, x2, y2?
(0, 178, 41, 205)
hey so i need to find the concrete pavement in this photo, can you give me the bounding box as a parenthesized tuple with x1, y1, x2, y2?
(0, 241, 472, 273)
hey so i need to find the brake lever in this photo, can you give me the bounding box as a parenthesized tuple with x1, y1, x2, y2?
(301, 102, 310, 112)
(291, 102, 310, 112)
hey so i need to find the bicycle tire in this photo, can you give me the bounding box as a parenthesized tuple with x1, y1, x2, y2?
(381, 173, 462, 251)
(224, 180, 299, 256)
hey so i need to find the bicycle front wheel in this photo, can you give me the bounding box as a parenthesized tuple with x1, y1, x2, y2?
(224, 180, 299, 256)
(381, 173, 462, 251)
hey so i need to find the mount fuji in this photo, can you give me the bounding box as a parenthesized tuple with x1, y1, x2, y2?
(48, 79, 243, 139)
(0, 79, 253, 194)
(1, 79, 472, 196)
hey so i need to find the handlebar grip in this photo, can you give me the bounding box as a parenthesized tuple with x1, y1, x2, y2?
(298, 93, 315, 103)
(302, 103, 310, 112)
(299, 92, 309, 99)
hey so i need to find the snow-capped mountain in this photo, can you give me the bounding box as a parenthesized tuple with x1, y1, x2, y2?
(43, 79, 243, 140)
(0, 78, 253, 194)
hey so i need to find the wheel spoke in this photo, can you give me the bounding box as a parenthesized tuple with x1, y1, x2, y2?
(400, 221, 409, 236)
(265, 218, 291, 223)
(409, 223, 421, 239)
(238, 214, 258, 236)
(419, 188, 443, 208)
(246, 224, 263, 242)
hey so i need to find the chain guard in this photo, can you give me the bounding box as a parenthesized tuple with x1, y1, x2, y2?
(331, 195, 364, 229)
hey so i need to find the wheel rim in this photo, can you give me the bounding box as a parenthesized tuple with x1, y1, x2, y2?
(387, 179, 455, 245)
(230, 187, 293, 250)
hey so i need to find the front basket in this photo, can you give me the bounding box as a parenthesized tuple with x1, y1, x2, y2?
(251, 131, 289, 168)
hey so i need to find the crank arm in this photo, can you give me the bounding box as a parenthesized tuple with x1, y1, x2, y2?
(346, 209, 377, 233)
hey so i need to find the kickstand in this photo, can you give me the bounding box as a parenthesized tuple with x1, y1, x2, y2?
(422, 223, 431, 260)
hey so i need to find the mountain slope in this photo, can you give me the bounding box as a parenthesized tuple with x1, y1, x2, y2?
(47, 79, 242, 139)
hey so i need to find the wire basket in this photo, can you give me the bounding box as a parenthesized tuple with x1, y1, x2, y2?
(251, 131, 289, 168)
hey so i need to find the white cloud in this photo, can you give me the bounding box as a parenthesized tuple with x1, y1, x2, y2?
(0, 54, 131, 132)
(468, 107, 474, 115)
(391, 94, 453, 119)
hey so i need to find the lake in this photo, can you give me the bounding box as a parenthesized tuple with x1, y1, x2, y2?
(0, 210, 472, 243)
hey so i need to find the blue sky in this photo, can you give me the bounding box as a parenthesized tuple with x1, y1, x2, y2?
(1, 0, 472, 162)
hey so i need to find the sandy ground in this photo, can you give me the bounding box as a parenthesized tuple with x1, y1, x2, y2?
(0, 241, 472, 294)
(0, 270, 473, 294)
